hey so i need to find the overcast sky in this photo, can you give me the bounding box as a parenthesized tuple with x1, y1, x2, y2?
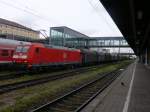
(0, 0, 122, 37)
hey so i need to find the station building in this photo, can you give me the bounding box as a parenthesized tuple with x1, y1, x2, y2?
(0, 18, 40, 40)
(50, 26, 89, 47)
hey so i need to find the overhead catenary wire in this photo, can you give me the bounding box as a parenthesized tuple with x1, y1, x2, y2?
(0, 0, 43, 28)
(87, 0, 123, 53)
(0, 0, 61, 38)
(88, 0, 119, 33)
(0, 0, 61, 25)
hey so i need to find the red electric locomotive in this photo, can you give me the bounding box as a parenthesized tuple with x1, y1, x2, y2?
(13, 43, 82, 68)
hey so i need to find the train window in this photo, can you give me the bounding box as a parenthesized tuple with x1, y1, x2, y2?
(22, 46, 30, 52)
(35, 48, 39, 54)
(15, 46, 29, 53)
(1, 50, 9, 57)
(16, 46, 23, 52)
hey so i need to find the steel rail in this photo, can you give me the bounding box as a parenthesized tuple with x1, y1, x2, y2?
(0, 65, 103, 95)
(31, 68, 123, 112)
(0, 71, 26, 81)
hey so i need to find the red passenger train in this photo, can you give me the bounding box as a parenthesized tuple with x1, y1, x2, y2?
(13, 43, 82, 68)
(0, 38, 30, 65)
(0, 45, 14, 64)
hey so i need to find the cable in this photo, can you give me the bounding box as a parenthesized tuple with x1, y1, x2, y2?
(0, 0, 61, 25)
(88, 0, 119, 34)
(88, 0, 113, 30)
(0, 0, 51, 38)
(0, 0, 61, 38)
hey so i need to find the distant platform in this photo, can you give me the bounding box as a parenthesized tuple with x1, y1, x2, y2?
(81, 61, 150, 112)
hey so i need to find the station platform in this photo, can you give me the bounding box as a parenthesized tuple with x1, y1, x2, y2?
(81, 61, 150, 112)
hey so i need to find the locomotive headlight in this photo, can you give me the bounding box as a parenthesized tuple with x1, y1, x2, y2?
(13, 55, 19, 58)
(21, 55, 27, 59)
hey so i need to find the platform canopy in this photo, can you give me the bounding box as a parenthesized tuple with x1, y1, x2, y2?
(99, 0, 150, 55)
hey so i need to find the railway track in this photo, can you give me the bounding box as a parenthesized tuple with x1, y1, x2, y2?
(31, 69, 123, 112)
(0, 64, 105, 81)
(0, 65, 104, 95)
(0, 71, 26, 81)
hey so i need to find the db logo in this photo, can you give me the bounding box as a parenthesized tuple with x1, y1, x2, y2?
(63, 53, 67, 59)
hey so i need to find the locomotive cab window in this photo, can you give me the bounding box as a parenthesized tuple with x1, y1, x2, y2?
(16, 46, 23, 52)
(22, 46, 30, 52)
(16, 46, 30, 53)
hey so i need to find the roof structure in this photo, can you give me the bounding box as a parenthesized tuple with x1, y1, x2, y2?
(99, 0, 150, 56)
(0, 18, 39, 33)
(51, 26, 89, 39)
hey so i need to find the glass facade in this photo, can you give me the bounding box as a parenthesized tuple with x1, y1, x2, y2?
(50, 27, 128, 48)
(50, 27, 88, 48)
(51, 29, 64, 46)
